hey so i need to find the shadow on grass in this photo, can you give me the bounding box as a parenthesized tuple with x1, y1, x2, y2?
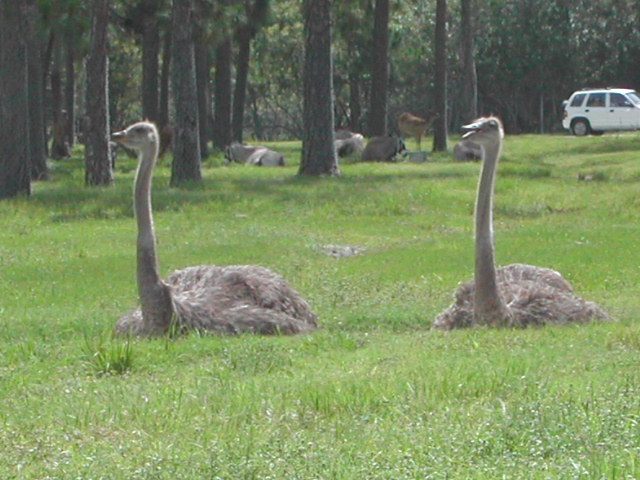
(31, 157, 479, 223)
(41, 146, 609, 225)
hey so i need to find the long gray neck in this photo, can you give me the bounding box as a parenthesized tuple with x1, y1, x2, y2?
(474, 138, 509, 324)
(134, 141, 173, 331)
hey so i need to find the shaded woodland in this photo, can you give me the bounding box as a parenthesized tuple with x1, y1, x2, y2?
(1, 0, 640, 197)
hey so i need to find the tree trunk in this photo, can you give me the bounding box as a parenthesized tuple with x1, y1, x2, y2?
(0, 0, 31, 198)
(248, 86, 264, 140)
(212, 37, 232, 149)
(141, 13, 160, 123)
(230, 0, 270, 143)
(194, 33, 211, 158)
(26, 0, 48, 180)
(51, 36, 70, 159)
(432, 0, 448, 152)
(231, 25, 252, 143)
(84, 0, 113, 187)
(348, 70, 362, 133)
(64, 29, 76, 149)
(368, 0, 389, 137)
(299, 0, 340, 176)
(158, 30, 172, 129)
(41, 32, 54, 157)
(460, 0, 477, 123)
(170, 0, 202, 185)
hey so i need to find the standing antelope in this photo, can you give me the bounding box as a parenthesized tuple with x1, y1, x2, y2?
(398, 112, 437, 150)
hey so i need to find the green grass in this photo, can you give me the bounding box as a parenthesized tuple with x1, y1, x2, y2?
(1, 132, 640, 478)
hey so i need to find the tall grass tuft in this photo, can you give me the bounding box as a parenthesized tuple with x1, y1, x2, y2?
(81, 334, 135, 376)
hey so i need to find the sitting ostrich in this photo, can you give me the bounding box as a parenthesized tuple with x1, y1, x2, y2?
(434, 116, 609, 329)
(112, 121, 318, 336)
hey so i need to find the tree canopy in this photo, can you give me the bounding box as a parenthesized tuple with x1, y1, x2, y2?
(2, 0, 640, 195)
(104, 0, 640, 135)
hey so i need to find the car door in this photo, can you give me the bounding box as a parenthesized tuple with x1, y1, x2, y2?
(607, 93, 640, 130)
(584, 92, 608, 130)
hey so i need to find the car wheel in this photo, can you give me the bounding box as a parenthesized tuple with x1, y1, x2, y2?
(571, 119, 590, 136)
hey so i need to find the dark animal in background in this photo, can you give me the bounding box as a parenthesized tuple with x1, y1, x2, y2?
(434, 116, 609, 330)
(111, 121, 317, 336)
(225, 143, 286, 167)
(453, 139, 482, 161)
(361, 136, 406, 162)
(398, 111, 437, 150)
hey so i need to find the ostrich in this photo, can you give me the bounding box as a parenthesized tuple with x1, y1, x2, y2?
(434, 116, 609, 329)
(112, 121, 318, 336)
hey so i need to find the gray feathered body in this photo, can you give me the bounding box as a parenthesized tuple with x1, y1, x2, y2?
(112, 121, 317, 337)
(434, 263, 610, 330)
(433, 116, 609, 330)
(117, 264, 318, 336)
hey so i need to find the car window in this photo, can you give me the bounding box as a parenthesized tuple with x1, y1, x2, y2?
(610, 93, 632, 107)
(586, 93, 606, 107)
(627, 92, 640, 105)
(570, 93, 586, 107)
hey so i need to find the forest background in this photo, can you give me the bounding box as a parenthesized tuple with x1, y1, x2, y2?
(1, 0, 640, 196)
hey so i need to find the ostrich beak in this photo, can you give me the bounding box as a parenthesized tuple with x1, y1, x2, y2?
(460, 121, 484, 139)
(111, 130, 128, 143)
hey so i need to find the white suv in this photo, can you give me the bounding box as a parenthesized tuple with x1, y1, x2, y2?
(562, 88, 640, 136)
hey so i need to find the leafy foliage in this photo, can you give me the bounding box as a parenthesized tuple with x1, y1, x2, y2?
(32, 0, 640, 140)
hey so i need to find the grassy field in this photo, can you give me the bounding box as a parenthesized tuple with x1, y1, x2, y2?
(1, 132, 639, 479)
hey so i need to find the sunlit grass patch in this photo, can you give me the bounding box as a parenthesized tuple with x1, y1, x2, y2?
(1, 131, 639, 478)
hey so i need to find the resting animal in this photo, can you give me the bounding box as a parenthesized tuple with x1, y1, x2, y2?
(453, 139, 482, 161)
(225, 143, 286, 167)
(361, 136, 406, 162)
(334, 131, 365, 158)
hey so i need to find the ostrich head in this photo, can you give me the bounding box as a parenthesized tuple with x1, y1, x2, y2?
(111, 121, 159, 152)
(461, 116, 503, 148)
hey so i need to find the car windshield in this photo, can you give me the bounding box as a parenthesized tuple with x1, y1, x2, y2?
(627, 92, 640, 105)
(610, 93, 633, 107)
